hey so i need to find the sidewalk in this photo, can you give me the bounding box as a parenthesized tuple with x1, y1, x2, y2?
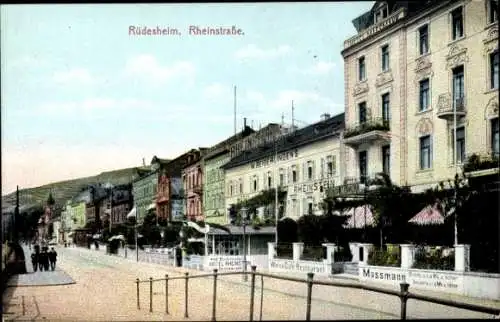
(7, 245, 75, 287)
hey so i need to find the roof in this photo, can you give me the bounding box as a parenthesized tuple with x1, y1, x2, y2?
(204, 126, 256, 161)
(208, 225, 276, 236)
(223, 113, 345, 170)
(151, 156, 171, 165)
(351, 1, 444, 33)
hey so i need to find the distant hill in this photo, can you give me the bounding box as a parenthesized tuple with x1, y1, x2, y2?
(2, 167, 148, 213)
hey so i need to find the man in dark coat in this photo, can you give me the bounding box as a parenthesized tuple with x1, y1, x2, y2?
(48, 247, 57, 270)
(39, 249, 47, 271)
(31, 252, 38, 272)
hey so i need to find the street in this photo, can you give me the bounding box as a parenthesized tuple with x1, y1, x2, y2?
(2, 246, 499, 321)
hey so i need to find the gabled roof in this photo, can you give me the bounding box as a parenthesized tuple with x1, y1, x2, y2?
(223, 113, 345, 170)
(151, 156, 171, 165)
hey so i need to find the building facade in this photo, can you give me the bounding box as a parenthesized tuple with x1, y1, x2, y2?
(160, 150, 195, 221)
(342, 0, 498, 192)
(132, 169, 158, 223)
(203, 124, 255, 225)
(110, 184, 133, 226)
(149, 156, 171, 221)
(223, 113, 346, 221)
(182, 148, 208, 221)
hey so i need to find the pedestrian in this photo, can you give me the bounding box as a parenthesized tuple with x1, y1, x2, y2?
(39, 249, 47, 271)
(31, 252, 38, 272)
(48, 247, 57, 271)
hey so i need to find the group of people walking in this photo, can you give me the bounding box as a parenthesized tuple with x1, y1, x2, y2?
(31, 245, 57, 272)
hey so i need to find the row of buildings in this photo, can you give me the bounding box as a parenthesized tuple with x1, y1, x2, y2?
(58, 0, 498, 241)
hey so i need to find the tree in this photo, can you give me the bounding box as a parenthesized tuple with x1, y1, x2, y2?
(296, 215, 322, 245)
(277, 218, 298, 243)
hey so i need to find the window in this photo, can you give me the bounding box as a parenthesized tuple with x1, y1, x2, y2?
(253, 179, 257, 192)
(492, 118, 499, 157)
(239, 181, 243, 194)
(451, 7, 464, 40)
(307, 163, 313, 180)
(452, 127, 466, 164)
(268, 175, 272, 188)
(382, 145, 391, 176)
(489, 0, 498, 24)
(419, 79, 430, 111)
(490, 51, 499, 90)
(420, 135, 432, 169)
(382, 93, 390, 123)
(419, 24, 429, 55)
(327, 158, 334, 176)
(358, 56, 366, 81)
(374, 5, 388, 23)
(358, 151, 368, 184)
(230, 184, 233, 196)
(279, 173, 284, 186)
(359, 102, 367, 123)
(452, 65, 464, 107)
(292, 169, 297, 183)
(308, 202, 313, 215)
(381, 45, 389, 71)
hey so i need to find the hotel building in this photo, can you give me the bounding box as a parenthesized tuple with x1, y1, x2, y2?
(342, 0, 498, 192)
(223, 113, 345, 221)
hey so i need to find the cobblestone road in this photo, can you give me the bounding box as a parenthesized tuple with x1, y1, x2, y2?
(2, 246, 499, 321)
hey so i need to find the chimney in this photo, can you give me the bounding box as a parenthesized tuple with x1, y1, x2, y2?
(142, 158, 146, 166)
(243, 117, 247, 128)
(321, 113, 331, 121)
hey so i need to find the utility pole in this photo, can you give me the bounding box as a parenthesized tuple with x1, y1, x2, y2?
(453, 95, 458, 246)
(14, 185, 19, 242)
(274, 139, 279, 246)
(291, 101, 295, 132)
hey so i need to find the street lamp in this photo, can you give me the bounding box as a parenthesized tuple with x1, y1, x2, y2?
(240, 206, 249, 282)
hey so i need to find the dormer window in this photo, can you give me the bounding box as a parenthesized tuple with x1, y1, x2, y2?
(374, 4, 389, 23)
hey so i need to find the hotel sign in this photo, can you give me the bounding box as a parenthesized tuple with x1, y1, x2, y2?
(344, 8, 406, 49)
(251, 149, 299, 169)
(291, 178, 335, 194)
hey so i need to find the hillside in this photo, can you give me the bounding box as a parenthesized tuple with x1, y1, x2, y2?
(2, 167, 148, 212)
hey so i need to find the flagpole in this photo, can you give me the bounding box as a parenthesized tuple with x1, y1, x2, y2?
(274, 138, 279, 245)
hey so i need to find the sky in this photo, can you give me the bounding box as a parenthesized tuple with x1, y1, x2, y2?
(1, 2, 374, 195)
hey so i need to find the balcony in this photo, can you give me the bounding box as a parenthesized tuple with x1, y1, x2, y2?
(193, 184, 203, 195)
(463, 153, 499, 176)
(343, 117, 391, 147)
(437, 94, 467, 120)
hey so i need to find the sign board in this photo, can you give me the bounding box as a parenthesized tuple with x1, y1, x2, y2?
(206, 256, 245, 272)
(251, 149, 299, 169)
(328, 183, 361, 197)
(359, 265, 465, 294)
(269, 259, 328, 274)
(291, 178, 335, 194)
(407, 269, 464, 293)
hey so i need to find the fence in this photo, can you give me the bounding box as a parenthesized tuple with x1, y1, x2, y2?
(134, 267, 500, 321)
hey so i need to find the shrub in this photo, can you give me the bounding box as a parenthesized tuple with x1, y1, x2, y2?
(412, 247, 454, 271)
(334, 245, 352, 262)
(300, 246, 325, 262)
(367, 246, 401, 267)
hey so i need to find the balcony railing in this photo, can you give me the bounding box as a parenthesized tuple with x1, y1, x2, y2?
(344, 117, 390, 139)
(463, 152, 499, 173)
(437, 94, 467, 120)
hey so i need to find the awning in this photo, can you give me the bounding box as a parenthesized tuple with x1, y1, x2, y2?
(343, 205, 375, 229)
(147, 203, 156, 211)
(126, 207, 137, 220)
(409, 205, 444, 226)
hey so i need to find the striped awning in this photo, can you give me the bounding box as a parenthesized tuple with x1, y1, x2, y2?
(343, 205, 375, 229)
(408, 205, 444, 226)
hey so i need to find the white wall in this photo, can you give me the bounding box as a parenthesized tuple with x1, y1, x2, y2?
(358, 264, 500, 301)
